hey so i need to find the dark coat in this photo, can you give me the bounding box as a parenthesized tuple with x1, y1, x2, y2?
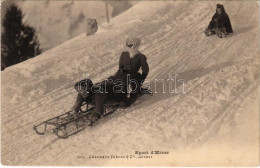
(119, 51, 149, 81)
(208, 4, 233, 33)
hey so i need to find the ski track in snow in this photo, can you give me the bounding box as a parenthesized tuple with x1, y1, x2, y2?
(1, 1, 259, 166)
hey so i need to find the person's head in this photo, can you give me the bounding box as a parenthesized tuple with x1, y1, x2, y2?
(74, 78, 93, 98)
(217, 7, 222, 15)
(125, 37, 141, 54)
(216, 4, 225, 14)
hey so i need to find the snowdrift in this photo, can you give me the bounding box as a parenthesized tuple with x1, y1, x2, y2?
(1, 1, 259, 166)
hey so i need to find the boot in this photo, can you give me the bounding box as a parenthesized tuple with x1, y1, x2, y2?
(87, 113, 101, 126)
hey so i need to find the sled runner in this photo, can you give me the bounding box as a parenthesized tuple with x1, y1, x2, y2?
(33, 103, 94, 139)
(33, 88, 153, 139)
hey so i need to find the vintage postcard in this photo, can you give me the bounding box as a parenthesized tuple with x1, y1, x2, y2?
(1, 0, 259, 167)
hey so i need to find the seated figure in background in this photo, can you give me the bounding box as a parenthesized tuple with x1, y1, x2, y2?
(205, 4, 233, 37)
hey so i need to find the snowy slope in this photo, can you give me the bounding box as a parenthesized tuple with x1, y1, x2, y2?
(1, 1, 259, 166)
(2, 0, 135, 51)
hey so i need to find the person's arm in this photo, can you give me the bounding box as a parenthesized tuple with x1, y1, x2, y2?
(72, 93, 84, 113)
(140, 54, 149, 81)
(119, 52, 124, 70)
(208, 13, 218, 29)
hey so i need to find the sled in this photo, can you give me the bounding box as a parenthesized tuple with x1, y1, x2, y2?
(204, 27, 228, 38)
(33, 103, 94, 139)
(33, 88, 153, 139)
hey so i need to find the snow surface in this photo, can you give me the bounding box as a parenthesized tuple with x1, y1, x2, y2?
(1, 1, 259, 166)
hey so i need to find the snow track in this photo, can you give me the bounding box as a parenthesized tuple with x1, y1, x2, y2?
(1, 1, 259, 166)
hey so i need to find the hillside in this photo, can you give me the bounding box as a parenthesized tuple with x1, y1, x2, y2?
(1, 0, 135, 51)
(1, 1, 259, 166)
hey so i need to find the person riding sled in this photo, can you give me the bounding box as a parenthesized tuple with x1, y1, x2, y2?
(72, 78, 129, 126)
(71, 37, 150, 125)
(110, 37, 149, 101)
(205, 4, 233, 37)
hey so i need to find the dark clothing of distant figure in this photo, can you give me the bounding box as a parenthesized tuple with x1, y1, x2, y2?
(208, 4, 233, 33)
